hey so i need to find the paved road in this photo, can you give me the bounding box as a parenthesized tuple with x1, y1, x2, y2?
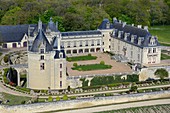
(39, 84, 170, 98)
(59, 98, 170, 113)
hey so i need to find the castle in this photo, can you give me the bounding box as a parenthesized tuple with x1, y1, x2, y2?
(1, 17, 161, 90)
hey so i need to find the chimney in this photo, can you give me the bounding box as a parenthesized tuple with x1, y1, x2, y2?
(56, 21, 58, 31)
(144, 26, 148, 31)
(119, 20, 122, 23)
(137, 25, 142, 29)
(122, 22, 126, 27)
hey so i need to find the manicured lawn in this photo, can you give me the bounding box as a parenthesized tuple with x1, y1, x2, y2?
(67, 55, 97, 62)
(149, 25, 170, 44)
(72, 64, 112, 71)
(161, 53, 170, 60)
(0, 92, 31, 105)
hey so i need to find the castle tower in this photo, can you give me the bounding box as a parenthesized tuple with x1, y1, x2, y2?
(27, 19, 67, 90)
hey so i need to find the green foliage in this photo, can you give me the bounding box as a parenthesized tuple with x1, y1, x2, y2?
(154, 68, 169, 80)
(69, 96, 76, 100)
(48, 96, 53, 102)
(73, 63, 78, 67)
(3, 55, 9, 63)
(0, 52, 2, 56)
(72, 64, 112, 71)
(16, 86, 30, 93)
(80, 78, 89, 87)
(130, 85, 138, 92)
(0, 0, 170, 30)
(126, 74, 139, 82)
(67, 55, 97, 62)
(62, 94, 68, 100)
(56, 96, 60, 101)
(88, 53, 91, 56)
(100, 61, 105, 65)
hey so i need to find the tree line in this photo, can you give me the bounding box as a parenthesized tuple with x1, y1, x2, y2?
(0, 0, 169, 31)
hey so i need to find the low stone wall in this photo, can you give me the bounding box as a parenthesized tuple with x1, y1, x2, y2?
(1, 90, 170, 113)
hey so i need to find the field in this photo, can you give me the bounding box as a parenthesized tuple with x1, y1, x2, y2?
(98, 104, 170, 113)
(149, 25, 170, 44)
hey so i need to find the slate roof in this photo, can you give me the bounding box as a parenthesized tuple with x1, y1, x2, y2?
(47, 18, 59, 32)
(0, 24, 47, 43)
(98, 19, 114, 30)
(30, 29, 52, 52)
(61, 30, 101, 37)
(112, 22, 160, 48)
(0, 24, 29, 43)
(54, 50, 66, 59)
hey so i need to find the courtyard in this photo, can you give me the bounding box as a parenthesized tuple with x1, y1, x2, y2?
(67, 53, 133, 76)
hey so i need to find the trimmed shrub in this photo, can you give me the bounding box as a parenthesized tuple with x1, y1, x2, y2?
(56, 96, 60, 101)
(70, 96, 76, 100)
(73, 63, 78, 67)
(88, 53, 91, 56)
(100, 61, 105, 65)
(48, 96, 53, 102)
(3, 55, 9, 63)
(62, 94, 68, 100)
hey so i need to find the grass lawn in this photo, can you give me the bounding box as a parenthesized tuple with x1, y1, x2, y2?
(67, 55, 97, 62)
(149, 25, 170, 44)
(0, 92, 31, 105)
(72, 64, 112, 71)
(161, 53, 170, 60)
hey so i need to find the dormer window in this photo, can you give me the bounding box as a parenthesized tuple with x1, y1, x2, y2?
(59, 52, 63, 58)
(40, 49, 44, 54)
(106, 22, 110, 29)
(131, 35, 135, 43)
(150, 36, 156, 45)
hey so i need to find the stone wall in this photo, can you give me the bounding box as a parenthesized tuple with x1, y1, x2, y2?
(1, 90, 170, 113)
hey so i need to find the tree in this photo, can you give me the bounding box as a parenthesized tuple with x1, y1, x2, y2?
(154, 68, 169, 80)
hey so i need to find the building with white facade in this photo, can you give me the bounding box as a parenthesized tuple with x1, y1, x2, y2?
(1, 17, 161, 90)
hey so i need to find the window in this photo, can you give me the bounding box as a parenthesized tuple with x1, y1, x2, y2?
(74, 41, 76, 47)
(148, 48, 152, 53)
(91, 40, 94, 46)
(40, 63, 45, 70)
(103, 42, 104, 45)
(109, 45, 111, 48)
(153, 48, 156, 53)
(40, 49, 44, 54)
(60, 64, 62, 68)
(60, 81, 62, 87)
(97, 39, 100, 45)
(109, 39, 111, 41)
(67, 41, 70, 48)
(40, 55, 44, 60)
(80, 40, 82, 47)
(85, 40, 88, 46)
(138, 54, 140, 61)
(103, 34, 104, 37)
(60, 71, 62, 78)
(131, 51, 133, 58)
